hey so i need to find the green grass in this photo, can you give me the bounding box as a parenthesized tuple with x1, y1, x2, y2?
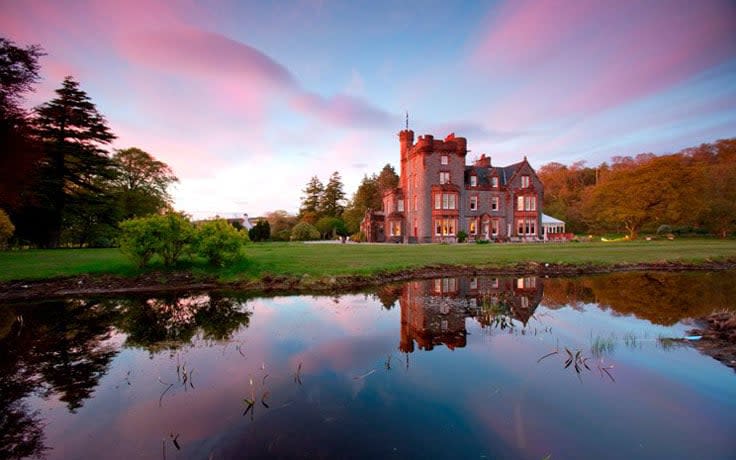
(1, 239, 735, 282)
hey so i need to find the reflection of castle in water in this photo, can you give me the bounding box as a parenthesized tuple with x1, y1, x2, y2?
(399, 276, 543, 353)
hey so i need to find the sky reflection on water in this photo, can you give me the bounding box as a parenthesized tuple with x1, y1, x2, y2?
(1, 271, 735, 459)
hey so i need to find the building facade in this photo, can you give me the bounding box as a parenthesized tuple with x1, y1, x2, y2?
(363, 129, 543, 243)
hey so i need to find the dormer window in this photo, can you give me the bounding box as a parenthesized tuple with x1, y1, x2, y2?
(491, 177, 498, 188)
(521, 175, 530, 188)
(470, 175, 477, 187)
(441, 155, 448, 165)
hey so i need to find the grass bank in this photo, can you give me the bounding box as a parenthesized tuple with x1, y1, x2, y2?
(1, 239, 735, 283)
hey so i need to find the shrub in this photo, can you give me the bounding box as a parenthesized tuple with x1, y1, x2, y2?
(275, 229, 291, 241)
(158, 212, 195, 266)
(0, 209, 14, 249)
(351, 231, 365, 242)
(119, 212, 195, 267)
(457, 230, 468, 243)
(475, 239, 490, 245)
(119, 217, 164, 268)
(290, 222, 320, 241)
(194, 219, 247, 266)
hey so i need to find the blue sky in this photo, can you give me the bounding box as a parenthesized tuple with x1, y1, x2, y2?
(2, 0, 735, 216)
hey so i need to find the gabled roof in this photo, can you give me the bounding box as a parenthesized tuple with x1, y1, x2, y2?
(465, 160, 526, 186)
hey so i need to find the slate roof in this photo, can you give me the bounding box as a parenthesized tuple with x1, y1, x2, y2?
(464, 161, 525, 186)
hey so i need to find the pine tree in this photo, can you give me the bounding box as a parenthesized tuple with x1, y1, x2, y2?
(320, 171, 346, 217)
(376, 163, 399, 194)
(34, 76, 116, 247)
(299, 175, 323, 222)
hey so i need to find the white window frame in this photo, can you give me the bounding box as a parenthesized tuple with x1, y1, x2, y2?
(397, 199, 404, 212)
(521, 175, 530, 188)
(470, 196, 477, 211)
(491, 196, 499, 211)
(440, 171, 450, 184)
(441, 155, 448, 165)
(470, 175, 477, 187)
(491, 177, 498, 188)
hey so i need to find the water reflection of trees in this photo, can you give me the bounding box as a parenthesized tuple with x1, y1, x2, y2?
(110, 293, 251, 352)
(398, 276, 544, 352)
(0, 292, 251, 458)
(0, 299, 118, 458)
(542, 271, 736, 325)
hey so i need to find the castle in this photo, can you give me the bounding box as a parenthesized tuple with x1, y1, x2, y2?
(361, 129, 543, 243)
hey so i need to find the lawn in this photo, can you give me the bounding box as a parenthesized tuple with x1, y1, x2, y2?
(1, 239, 735, 283)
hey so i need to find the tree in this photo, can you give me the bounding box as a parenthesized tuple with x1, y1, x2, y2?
(376, 163, 399, 194)
(248, 220, 271, 242)
(264, 210, 297, 241)
(315, 216, 345, 239)
(34, 76, 116, 247)
(299, 176, 323, 221)
(697, 140, 736, 238)
(343, 174, 380, 234)
(320, 171, 346, 217)
(0, 37, 44, 121)
(290, 222, 320, 241)
(0, 209, 14, 248)
(111, 148, 178, 219)
(0, 38, 45, 242)
(582, 154, 696, 239)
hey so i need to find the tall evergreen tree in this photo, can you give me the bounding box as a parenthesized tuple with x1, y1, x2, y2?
(320, 171, 346, 217)
(299, 175, 323, 222)
(34, 76, 116, 247)
(0, 38, 45, 240)
(376, 163, 399, 194)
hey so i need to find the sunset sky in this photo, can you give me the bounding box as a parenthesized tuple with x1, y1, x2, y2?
(2, 0, 735, 217)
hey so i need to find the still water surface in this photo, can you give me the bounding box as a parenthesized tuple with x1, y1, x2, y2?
(1, 271, 735, 459)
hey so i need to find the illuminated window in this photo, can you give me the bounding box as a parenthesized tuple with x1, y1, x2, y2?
(491, 196, 499, 211)
(434, 218, 456, 236)
(440, 171, 450, 184)
(441, 155, 448, 165)
(470, 196, 477, 211)
(469, 218, 477, 234)
(390, 221, 401, 236)
(470, 175, 477, 187)
(521, 175, 530, 188)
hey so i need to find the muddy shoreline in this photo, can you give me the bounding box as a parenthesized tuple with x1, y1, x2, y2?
(1, 259, 735, 302)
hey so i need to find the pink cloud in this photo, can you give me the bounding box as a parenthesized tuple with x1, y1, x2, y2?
(289, 91, 393, 128)
(117, 26, 296, 90)
(472, 0, 736, 123)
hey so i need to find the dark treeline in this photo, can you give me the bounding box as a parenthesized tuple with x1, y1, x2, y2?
(538, 139, 736, 238)
(0, 38, 177, 248)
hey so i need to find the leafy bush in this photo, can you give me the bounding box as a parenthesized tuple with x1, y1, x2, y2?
(291, 222, 320, 241)
(0, 209, 15, 249)
(194, 219, 247, 265)
(158, 213, 195, 265)
(457, 230, 468, 243)
(119, 217, 164, 268)
(119, 212, 194, 267)
(275, 229, 291, 241)
(475, 239, 490, 245)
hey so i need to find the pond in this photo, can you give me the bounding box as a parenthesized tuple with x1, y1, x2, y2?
(1, 271, 735, 459)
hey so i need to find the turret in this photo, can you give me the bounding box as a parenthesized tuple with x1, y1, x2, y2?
(399, 129, 414, 191)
